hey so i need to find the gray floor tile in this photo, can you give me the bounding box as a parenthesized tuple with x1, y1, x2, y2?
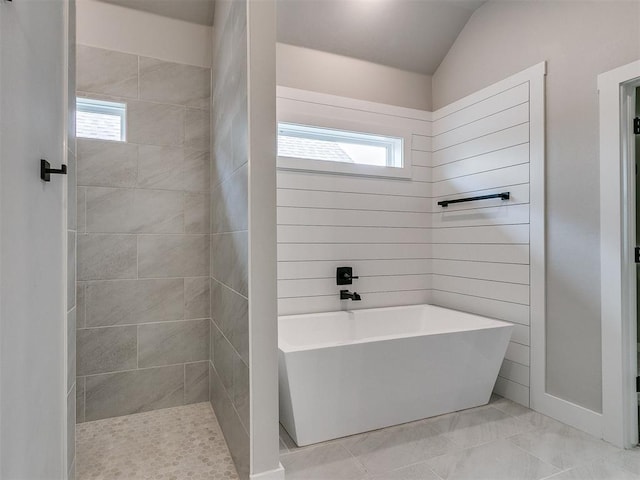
(427, 405, 531, 448)
(509, 422, 621, 471)
(491, 396, 563, 430)
(367, 461, 440, 479)
(427, 438, 560, 480)
(604, 449, 640, 476)
(341, 420, 459, 474)
(542, 459, 640, 479)
(281, 443, 367, 480)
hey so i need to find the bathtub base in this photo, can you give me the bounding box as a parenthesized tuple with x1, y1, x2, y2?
(279, 310, 513, 446)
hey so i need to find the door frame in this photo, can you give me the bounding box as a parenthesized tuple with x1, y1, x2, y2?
(599, 59, 640, 449)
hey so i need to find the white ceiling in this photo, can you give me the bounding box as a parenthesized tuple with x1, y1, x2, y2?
(277, 0, 486, 75)
(96, 0, 484, 75)
(97, 0, 215, 26)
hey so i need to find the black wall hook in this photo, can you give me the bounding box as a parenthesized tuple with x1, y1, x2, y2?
(40, 159, 67, 182)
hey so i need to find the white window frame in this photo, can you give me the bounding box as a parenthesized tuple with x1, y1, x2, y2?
(76, 97, 127, 142)
(277, 88, 414, 179)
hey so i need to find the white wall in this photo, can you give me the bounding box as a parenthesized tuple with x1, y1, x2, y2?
(432, 0, 640, 414)
(430, 80, 535, 407)
(277, 43, 432, 110)
(1, 0, 68, 477)
(275, 67, 542, 409)
(76, 0, 212, 67)
(276, 90, 432, 315)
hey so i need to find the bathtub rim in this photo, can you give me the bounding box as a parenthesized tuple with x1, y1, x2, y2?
(278, 303, 514, 353)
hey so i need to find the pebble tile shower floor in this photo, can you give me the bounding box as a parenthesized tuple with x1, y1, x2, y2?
(76, 403, 238, 480)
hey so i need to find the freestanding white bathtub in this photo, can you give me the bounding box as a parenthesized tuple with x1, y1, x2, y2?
(279, 304, 514, 446)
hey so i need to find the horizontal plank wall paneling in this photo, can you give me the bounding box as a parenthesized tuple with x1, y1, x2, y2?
(430, 74, 535, 407)
(276, 73, 541, 408)
(277, 89, 432, 315)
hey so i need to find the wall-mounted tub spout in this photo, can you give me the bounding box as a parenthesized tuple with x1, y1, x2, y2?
(340, 290, 361, 301)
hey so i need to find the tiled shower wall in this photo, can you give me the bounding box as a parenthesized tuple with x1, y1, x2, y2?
(209, 1, 250, 478)
(75, 45, 212, 422)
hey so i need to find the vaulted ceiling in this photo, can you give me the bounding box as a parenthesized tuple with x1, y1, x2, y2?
(277, 0, 485, 75)
(96, 0, 485, 75)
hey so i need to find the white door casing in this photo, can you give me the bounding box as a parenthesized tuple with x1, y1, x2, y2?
(599, 59, 640, 449)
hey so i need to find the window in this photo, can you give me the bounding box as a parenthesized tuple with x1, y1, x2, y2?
(277, 87, 413, 179)
(76, 98, 126, 141)
(278, 123, 403, 169)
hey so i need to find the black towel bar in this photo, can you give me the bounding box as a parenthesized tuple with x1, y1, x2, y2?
(437, 192, 510, 208)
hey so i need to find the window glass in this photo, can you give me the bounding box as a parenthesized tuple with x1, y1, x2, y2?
(277, 123, 403, 168)
(76, 98, 126, 141)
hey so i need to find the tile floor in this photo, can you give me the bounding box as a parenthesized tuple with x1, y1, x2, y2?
(279, 395, 640, 480)
(76, 402, 238, 480)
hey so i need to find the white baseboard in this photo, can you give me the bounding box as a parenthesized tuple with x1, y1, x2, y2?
(250, 464, 285, 480)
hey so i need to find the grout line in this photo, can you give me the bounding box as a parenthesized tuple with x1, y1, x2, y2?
(78, 317, 211, 330)
(82, 360, 211, 379)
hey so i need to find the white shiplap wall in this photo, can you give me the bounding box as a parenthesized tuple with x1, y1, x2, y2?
(277, 88, 433, 316)
(276, 73, 543, 407)
(430, 81, 533, 406)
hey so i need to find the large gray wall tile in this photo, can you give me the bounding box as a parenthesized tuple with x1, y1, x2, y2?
(76, 377, 85, 423)
(185, 361, 209, 404)
(68, 149, 77, 230)
(139, 57, 210, 109)
(77, 326, 137, 375)
(77, 282, 86, 328)
(77, 45, 138, 98)
(184, 150, 210, 192)
(212, 323, 234, 394)
(86, 187, 184, 234)
(138, 234, 209, 278)
(137, 145, 184, 190)
(138, 319, 209, 367)
(86, 279, 184, 327)
(128, 100, 185, 146)
(231, 104, 248, 171)
(77, 139, 138, 188)
(211, 279, 248, 365)
(185, 193, 210, 234)
(211, 232, 247, 296)
(233, 355, 249, 432)
(66, 385, 76, 472)
(212, 125, 235, 186)
(211, 163, 247, 233)
(85, 365, 184, 421)
(68, 231, 76, 309)
(185, 108, 210, 151)
(67, 308, 76, 392)
(78, 234, 137, 280)
(210, 365, 250, 479)
(185, 277, 210, 319)
(77, 187, 86, 233)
